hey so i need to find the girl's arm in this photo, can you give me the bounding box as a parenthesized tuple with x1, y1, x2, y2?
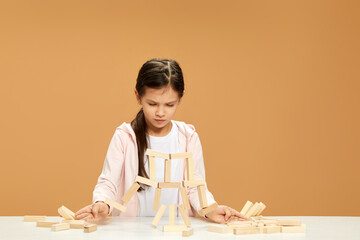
(92, 128, 126, 215)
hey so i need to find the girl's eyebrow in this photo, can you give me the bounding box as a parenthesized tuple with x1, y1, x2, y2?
(147, 99, 177, 104)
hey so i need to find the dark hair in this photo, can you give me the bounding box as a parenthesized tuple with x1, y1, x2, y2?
(131, 58, 185, 191)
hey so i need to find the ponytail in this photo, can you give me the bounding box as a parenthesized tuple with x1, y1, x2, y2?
(131, 108, 149, 191)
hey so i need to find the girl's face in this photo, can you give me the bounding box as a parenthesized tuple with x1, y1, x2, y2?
(135, 85, 181, 135)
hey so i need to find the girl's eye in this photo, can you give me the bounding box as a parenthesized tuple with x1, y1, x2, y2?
(168, 105, 174, 107)
(149, 103, 156, 106)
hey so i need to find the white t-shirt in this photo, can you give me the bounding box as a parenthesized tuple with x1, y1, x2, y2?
(137, 120, 181, 217)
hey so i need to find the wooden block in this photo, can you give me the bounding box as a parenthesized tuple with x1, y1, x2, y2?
(178, 204, 191, 226)
(145, 148, 170, 159)
(227, 220, 253, 226)
(244, 202, 260, 218)
(277, 219, 302, 226)
(135, 175, 158, 188)
(84, 224, 98, 233)
(197, 185, 208, 208)
(198, 202, 218, 216)
(164, 159, 172, 182)
(152, 205, 167, 227)
(208, 225, 233, 233)
(61, 219, 85, 228)
(36, 221, 58, 227)
(163, 225, 188, 232)
(57, 205, 75, 220)
(169, 204, 175, 225)
(158, 182, 182, 188)
(255, 202, 266, 216)
(263, 225, 281, 234)
(186, 157, 195, 180)
(51, 223, 70, 231)
(233, 226, 258, 235)
(105, 198, 126, 212)
(240, 201, 253, 216)
(149, 155, 156, 180)
(182, 227, 194, 237)
(180, 187, 191, 210)
(281, 224, 306, 233)
(153, 188, 162, 211)
(24, 215, 46, 222)
(170, 152, 193, 159)
(183, 179, 205, 187)
(121, 182, 140, 203)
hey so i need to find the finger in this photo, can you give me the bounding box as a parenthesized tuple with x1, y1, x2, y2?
(224, 208, 231, 221)
(76, 212, 92, 220)
(75, 205, 92, 216)
(82, 214, 95, 223)
(92, 203, 100, 218)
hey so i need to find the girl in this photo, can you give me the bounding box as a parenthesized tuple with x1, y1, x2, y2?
(75, 58, 246, 224)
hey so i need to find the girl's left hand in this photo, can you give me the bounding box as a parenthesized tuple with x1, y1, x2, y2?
(204, 205, 247, 224)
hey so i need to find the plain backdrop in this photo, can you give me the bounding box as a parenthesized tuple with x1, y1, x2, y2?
(0, 0, 359, 216)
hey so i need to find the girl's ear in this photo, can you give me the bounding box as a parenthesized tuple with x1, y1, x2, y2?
(134, 89, 141, 105)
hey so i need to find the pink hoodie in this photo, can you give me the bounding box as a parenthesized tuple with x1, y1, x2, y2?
(92, 120, 217, 217)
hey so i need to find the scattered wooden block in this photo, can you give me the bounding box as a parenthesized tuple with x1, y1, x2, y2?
(183, 179, 205, 187)
(227, 220, 253, 227)
(198, 202, 218, 216)
(153, 188, 162, 211)
(244, 202, 260, 218)
(197, 185, 208, 209)
(61, 219, 85, 228)
(277, 219, 302, 226)
(239, 201, 253, 216)
(186, 157, 195, 180)
(145, 149, 170, 159)
(105, 198, 126, 212)
(281, 224, 306, 233)
(178, 204, 191, 227)
(233, 226, 258, 235)
(57, 205, 75, 220)
(135, 175, 158, 188)
(208, 225, 233, 233)
(36, 221, 58, 227)
(170, 152, 193, 159)
(164, 159, 172, 182)
(121, 182, 140, 203)
(24, 215, 46, 222)
(51, 223, 70, 231)
(180, 187, 191, 210)
(261, 219, 280, 225)
(182, 227, 194, 237)
(84, 224, 97, 233)
(152, 205, 167, 227)
(163, 225, 188, 232)
(169, 204, 175, 225)
(262, 225, 281, 234)
(158, 182, 182, 188)
(149, 155, 156, 180)
(255, 202, 266, 216)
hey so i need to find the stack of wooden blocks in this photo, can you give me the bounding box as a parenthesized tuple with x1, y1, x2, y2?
(105, 148, 219, 237)
(24, 205, 97, 233)
(208, 200, 306, 235)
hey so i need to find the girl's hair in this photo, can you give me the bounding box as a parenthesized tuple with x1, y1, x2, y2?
(131, 58, 185, 191)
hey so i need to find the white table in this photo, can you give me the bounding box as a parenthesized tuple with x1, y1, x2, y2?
(1, 216, 359, 240)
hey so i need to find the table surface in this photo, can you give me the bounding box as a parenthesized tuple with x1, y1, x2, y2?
(1, 216, 359, 240)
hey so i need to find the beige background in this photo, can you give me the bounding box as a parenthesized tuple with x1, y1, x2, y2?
(0, 0, 359, 216)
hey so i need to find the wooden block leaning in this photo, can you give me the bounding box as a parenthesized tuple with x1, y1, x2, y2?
(180, 187, 191, 210)
(145, 149, 170, 159)
(149, 155, 156, 180)
(240, 201, 253, 216)
(244, 202, 261, 219)
(58, 206, 75, 220)
(121, 182, 140, 203)
(152, 205, 167, 227)
(198, 202, 218, 216)
(135, 175, 158, 188)
(105, 198, 126, 212)
(186, 157, 195, 180)
(24, 216, 46, 222)
(178, 204, 191, 226)
(197, 185, 208, 209)
(169, 204, 175, 225)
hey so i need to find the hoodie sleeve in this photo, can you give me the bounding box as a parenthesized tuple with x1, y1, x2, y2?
(186, 129, 217, 215)
(92, 128, 125, 215)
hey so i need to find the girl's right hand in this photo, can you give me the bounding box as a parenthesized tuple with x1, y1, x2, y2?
(75, 201, 110, 223)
